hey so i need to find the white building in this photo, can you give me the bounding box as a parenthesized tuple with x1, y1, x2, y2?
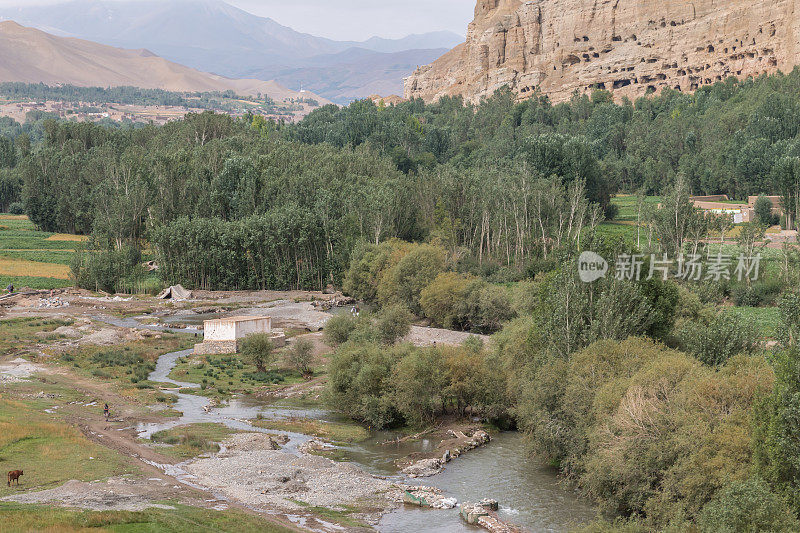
(194, 316, 285, 355)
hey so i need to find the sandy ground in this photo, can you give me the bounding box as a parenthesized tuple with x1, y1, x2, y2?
(0, 357, 46, 383)
(404, 325, 490, 347)
(186, 433, 397, 522)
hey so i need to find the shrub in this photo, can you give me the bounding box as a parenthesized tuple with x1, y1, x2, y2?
(390, 346, 448, 426)
(676, 313, 759, 366)
(376, 304, 413, 345)
(284, 338, 314, 374)
(419, 272, 472, 329)
(778, 293, 800, 348)
(323, 313, 359, 346)
(240, 333, 275, 373)
(604, 202, 619, 221)
(8, 201, 24, 215)
(325, 341, 399, 428)
(732, 280, 783, 307)
(420, 272, 514, 332)
(698, 478, 798, 533)
(91, 349, 143, 367)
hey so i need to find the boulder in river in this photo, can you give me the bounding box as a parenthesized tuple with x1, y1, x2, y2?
(400, 486, 457, 509)
(401, 457, 443, 478)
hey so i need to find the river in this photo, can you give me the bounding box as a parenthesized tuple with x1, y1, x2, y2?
(141, 344, 596, 532)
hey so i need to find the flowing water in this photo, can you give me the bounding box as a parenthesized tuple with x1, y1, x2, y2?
(113, 302, 595, 532)
(377, 432, 596, 532)
(138, 345, 595, 531)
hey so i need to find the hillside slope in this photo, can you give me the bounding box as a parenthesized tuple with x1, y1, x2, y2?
(0, 21, 329, 103)
(0, 0, 462, 103)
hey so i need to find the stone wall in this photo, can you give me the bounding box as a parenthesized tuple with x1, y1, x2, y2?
(405, 0, 800, 104)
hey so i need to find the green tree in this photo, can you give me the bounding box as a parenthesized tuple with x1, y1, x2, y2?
(698, 478, 798, 533)
(390, 346, 448, 427)
(377, 243, 446, 313)
(754, 194, 777, 226)
(285, 338, 314, 375)
(376, 305, 413, 345)
(240, 334, 275, 373)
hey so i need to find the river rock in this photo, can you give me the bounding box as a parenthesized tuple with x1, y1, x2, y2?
(272, 434, 290, 445)
(460, 502, 490, 524)
(401, 458, 443, 478)
(478, 514, 520, 533)
(400, 486, 457, 509)
(479, 498, 499, 511)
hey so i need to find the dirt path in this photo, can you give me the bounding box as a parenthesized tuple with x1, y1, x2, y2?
(5, 361, 309, 532)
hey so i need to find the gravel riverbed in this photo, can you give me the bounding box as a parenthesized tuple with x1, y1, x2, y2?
(185, 434, 397, 514)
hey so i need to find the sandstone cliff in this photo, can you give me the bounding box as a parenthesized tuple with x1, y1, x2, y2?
(405, 0, 800, 103)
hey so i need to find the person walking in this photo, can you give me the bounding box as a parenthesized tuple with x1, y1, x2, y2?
(103, 403, 110, 422)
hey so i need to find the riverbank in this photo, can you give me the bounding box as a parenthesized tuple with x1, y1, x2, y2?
(0, 288, 595, 531)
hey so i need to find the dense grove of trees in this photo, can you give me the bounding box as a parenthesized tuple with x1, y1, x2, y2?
(0, 82, 254, 111)
(3, 72, 800, 291)
(293, 69, 800, 203)
(8, 72, 800, 529)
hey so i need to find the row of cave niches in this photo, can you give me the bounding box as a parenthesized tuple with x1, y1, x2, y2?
(516, 61, 776, 98)
(556, 15, 780, 91)
(586, 64, 776, 96)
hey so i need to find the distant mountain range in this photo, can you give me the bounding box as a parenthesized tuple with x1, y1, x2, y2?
(0, 0, 461, 103)
(0, 20, 330, 105)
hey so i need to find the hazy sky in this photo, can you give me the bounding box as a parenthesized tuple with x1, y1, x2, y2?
(230, 0, 475, 40)
(0, 0, 476, 41)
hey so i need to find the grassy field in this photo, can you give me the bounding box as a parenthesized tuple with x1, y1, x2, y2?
(0, 316, 75, 356)
(725, 306, 782, 338)
(169, 353, 311, 400)
(594, 195, 663, 245)
(0, 214, 85, 289)
(0, 502, 294, 532)
(53, 334, 195, 405)
(0, 393, 135, 499)
(149, 423, 235, 459)
(611, 194, 664, 222)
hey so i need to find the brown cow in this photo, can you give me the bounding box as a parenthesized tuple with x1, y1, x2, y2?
(7, 470, 22, 486)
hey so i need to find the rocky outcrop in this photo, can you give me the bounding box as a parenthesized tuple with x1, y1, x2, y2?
(461, 499, 522, 532)
(400, 429, 491, 477)
(400, 485, 458, 509)
(405, 0, 800, 104)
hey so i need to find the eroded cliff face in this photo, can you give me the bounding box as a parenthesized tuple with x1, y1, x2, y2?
(405, 0, 800, 103)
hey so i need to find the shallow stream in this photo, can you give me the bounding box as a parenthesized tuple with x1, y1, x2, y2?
(139, 345, 595, 532)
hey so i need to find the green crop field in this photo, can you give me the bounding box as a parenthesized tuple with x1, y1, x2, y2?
(0, 214, 85, 289)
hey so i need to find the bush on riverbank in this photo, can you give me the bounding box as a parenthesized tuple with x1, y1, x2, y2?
(343, 240, 515, 333)
(516, 337, 775, 529)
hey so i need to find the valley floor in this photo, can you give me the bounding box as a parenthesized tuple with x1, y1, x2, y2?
(0, 289, 512, 532)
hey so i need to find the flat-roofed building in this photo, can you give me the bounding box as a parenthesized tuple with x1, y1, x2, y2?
(194, 316, 285, 355)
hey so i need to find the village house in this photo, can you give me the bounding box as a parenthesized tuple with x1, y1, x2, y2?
(194, 316, 286, 355)
(689, 195, 783, 224)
